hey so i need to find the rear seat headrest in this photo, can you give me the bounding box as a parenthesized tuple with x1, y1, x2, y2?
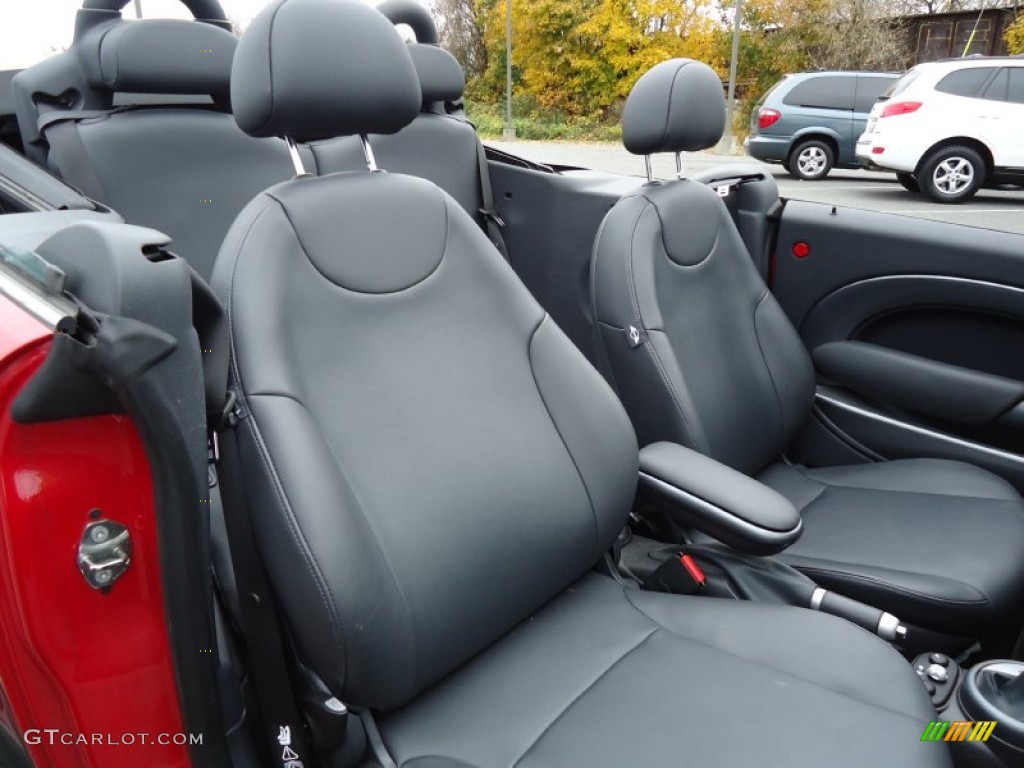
(409, 44, 465, 105)
(77, 20, 237, 100)
(232, 0, 420, 142)
(622, 59, 726, 156)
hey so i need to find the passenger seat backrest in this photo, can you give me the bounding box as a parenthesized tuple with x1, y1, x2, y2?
(592, 59, 815, 475)
(13, 16, 299, 279)
(308, 44, 487, 232)
(218, 0, 637, 711)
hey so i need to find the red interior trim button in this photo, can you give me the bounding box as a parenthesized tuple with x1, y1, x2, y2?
(792, 241, 810, 259)
(680, 554, 706, 587)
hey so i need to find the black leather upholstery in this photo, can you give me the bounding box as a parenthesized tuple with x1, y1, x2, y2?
(639, 442, 802, 555)
(593, 182, 814, 475)
(380, 573, 948, 768)
(76, 19, 236, 101)
(213, 2, 952, 764)
(621, 59, 726, 155)
(309, 43, 487, 235)
(215, 146, 951, 768)
(14, 15, 299, 280)
(216, 171, 637, 709)
(231, 0, 421, 141)
(593, 64, 1024, 638)
(408, 45, 465, 106)
(760, 459, 1024, 631)
(310, 115, 483, 224)
(63, 110, 298, 279)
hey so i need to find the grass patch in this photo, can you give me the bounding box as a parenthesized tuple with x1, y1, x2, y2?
(465, 101, 621, 143)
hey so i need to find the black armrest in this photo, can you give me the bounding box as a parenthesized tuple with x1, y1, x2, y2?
(637, 442, 802, 556)
(813, 341, 1024, 427)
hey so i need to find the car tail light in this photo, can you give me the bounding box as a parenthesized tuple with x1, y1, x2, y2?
(879, 101, 922, 118)
(758, 108, 782, 129)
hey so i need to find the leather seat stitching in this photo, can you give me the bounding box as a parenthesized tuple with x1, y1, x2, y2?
(751, 290, 788, 459)
(527, 315, 601, 555)
(641, 191, 719, 269)
(224, 196, 348, 683)
(511, 628, 659, 767)
(620, 588, 929, 723)
(265, 182, 449, 295)
(623, 201, 704, 450)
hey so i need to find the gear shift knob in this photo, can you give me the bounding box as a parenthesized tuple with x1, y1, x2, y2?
(959, 660, 1024, 758)
(991, 663, 1024, 715)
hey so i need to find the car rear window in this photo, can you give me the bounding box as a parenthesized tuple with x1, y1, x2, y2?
(854, 76, 895, 112)
(981, 68, 1009, 100)
(782, 75, 857, 110)
(883, 68, 919, 99)
(757, 78, 788, 110)
(1008, 68, 1024, 104)
(935, 67, 997, 98)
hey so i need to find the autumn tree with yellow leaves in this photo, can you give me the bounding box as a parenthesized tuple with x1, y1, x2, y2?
(435, 0, 910, 138)
(471, 0, 724, 118)
(1007, 12, 1024, 55)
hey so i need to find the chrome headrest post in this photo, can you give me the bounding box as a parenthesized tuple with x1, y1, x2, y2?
(675, 152, 683, 179)
(644, 155, 653, 183)
(360, 134, 380, 173)
(285, 136, 307, 176)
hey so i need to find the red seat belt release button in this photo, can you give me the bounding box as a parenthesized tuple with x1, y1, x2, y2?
(680, 554, 706, 588)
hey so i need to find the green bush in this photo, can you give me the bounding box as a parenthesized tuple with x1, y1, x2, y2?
(464, 100, 621, 142)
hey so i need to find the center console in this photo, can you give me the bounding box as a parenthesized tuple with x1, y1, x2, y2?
(625, 440, 1024, 767)
(634, 442, 908, 644)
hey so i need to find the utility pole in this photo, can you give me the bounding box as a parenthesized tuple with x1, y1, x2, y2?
(133, 0, 143, 17)
(722, 0, 742, 154)
(503, 0, 516, 140)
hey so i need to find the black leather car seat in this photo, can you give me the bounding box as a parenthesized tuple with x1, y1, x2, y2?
(308, 42, 505, 255)
(12, 11, 299, 280)
(13, 6, 503, 275)
(591, 59, 1024, 640)
(213, 3, 951, 765)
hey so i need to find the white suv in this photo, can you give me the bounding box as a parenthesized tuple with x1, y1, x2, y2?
(856, 58, 1024, 203)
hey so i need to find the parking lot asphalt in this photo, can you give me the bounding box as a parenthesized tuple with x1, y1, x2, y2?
(488, 140, 1024, 236)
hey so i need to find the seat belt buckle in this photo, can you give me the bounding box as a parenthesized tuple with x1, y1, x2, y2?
(479, 208, 506, 228)
(643, 553, 706, 595)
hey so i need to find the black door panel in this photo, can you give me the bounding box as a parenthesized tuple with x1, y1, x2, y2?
(773, 201, 1024, 331)
(813, 340, 1024, 428)
(773, 200, 1024, 484)
(800, 276, 1024, 380)
(808, 388, 1024, 490)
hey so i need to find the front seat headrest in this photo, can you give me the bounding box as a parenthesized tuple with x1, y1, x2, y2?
(622, 59, 726, 156)
(232, 0, 421, 142)
(77, 20, 237, 101)
(409, 44, 465, 105)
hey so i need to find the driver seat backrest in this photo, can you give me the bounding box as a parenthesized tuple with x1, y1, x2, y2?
(591, 60, 815, 475)
(215, 0, 636, 711)
(12, 16, 300, 280)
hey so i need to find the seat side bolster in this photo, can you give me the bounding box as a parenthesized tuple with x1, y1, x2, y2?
(529, 316, 638, 554)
